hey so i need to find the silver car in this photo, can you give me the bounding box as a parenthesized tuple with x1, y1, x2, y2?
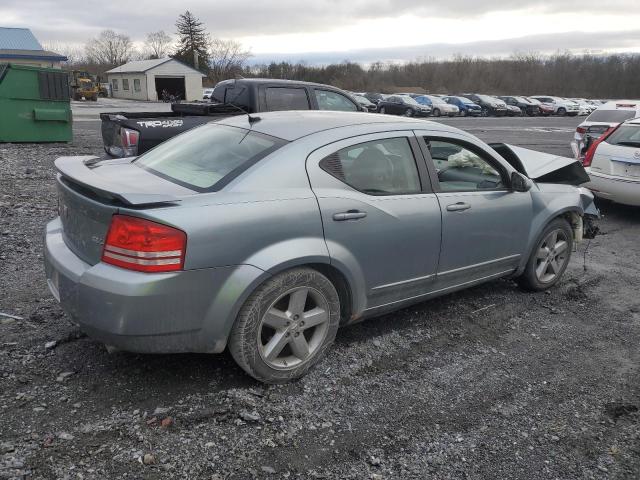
(45, 111, 598, 383)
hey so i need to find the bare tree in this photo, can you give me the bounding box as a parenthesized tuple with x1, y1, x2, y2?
(208, 38, 252, 82)
(145, 31, 172, 59)
(85, 30, 135, 68)
(41, 41, 86, 66)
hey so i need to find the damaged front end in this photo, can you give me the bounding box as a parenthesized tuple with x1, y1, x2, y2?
(490, 143, 600, 241)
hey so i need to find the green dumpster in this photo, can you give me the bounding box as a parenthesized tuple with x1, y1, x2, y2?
(0, 63, 72, 143)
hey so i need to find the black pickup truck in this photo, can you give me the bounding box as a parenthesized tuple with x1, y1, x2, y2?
(100, 78, 364, 157)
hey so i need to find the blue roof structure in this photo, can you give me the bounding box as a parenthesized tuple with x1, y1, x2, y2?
(0, 27, 43, 50)
(0, 27, 67, 62)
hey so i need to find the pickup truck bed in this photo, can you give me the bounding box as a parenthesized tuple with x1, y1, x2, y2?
(100, 103, 239, 157)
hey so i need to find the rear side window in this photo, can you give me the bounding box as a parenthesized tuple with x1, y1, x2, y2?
(320, 137, 421, 195)
(605, 125, 640, 147)
(135, 124, 285, 192)
(586, 110, 637, 123)
(314, 90, 358, 111)
(265, 87, 310, 111)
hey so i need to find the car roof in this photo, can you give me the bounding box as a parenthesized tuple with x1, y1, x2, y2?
(597, 100, 640, 110)
(216, 78, 347, 91)
(215, 110, 456, 141)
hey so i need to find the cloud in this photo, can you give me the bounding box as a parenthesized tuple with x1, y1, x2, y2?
(247, 30, 640, 65)
(3, 0, 640, 42)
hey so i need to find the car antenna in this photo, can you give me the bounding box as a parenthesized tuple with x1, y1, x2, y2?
(223, 77, 261, 126)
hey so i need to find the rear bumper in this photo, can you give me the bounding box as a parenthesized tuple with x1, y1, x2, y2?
(44, 217, 266, 353)
(584, 170, 640, 206)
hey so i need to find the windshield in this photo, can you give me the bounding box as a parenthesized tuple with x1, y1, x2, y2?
(135, 124, 285, 192)
(605, 124, 640, 147)
(400, 96, 419, 106)
(476, 94, 497, 102)
(426, 96, 446, 105)
(586, 110, 638, 123)
(457, 97, 475, 105)
(354, 95, 372, 105)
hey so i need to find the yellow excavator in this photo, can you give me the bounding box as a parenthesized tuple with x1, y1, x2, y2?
(69, 71, 98, 101)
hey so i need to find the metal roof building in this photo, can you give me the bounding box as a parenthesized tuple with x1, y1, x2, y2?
(106, 58, 205, 102)
(0, 27, 67, 69)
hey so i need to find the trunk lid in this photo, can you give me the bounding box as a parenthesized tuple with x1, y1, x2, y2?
(592, 142, 640, 179)
(55, 156, 193, 265)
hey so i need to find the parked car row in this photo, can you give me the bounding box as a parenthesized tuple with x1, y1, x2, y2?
(351, 91, 605, 118)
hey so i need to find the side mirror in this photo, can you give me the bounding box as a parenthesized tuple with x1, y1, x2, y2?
(511, 171, 532, 192)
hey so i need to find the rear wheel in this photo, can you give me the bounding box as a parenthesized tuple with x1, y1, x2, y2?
(517, 218, 573, 291)
(557, 107, 567, 116)
(460, 109, 467, 117)
(229, 268, 340, 384)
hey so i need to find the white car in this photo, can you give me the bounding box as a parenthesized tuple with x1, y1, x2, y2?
(571, 100, 640, 159)
(415, 95, 459, 117)
(530, 96, 580, 116)
(203, 88, 214, 100)
(583, 118, 640, 206)
(570, 99, 597, 115)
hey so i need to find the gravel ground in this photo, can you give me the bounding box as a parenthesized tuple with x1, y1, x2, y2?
(1, 116, 639, 479)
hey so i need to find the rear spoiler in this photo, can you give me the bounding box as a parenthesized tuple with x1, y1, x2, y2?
(55, 156, 181, 206)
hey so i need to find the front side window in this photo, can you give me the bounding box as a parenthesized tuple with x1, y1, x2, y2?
(314, 90, 358, 111)
(112, 79, 118, 91)
(320, 137, 421, 195)
(265, 87, 310, 111)
(122, 79, 129, 90)
(135, 124, 285, 192)
(424, 139, 504, 192)
(134, 79, 141, 92)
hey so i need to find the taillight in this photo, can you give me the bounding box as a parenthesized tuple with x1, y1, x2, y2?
(102, 215, 186, 273)
(576, 126, 586, 135)
(582, 126, 618, 167)
(120, 127, 139, 157)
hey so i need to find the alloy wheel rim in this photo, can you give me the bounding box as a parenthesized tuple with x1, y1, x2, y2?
(257, 287, 330, 370)
(534, 229, 570, 283)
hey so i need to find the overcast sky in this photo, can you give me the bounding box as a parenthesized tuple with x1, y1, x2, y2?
(3, 1, 640, 62)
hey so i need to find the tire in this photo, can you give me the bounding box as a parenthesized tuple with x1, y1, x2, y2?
(379, 106, 386, 114)
(404, 108, 414, 117)
(517, 218, 573, 291)
(229, 268, 340, 384)
(432, 108, 441, 117)
(481, 107, 489, 117)
(460, 109, 467, 117)
(557, 107, 567, 116)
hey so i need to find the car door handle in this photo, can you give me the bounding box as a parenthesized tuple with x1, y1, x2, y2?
(446, 202, 471, 212)
(333, 210, 367, 221)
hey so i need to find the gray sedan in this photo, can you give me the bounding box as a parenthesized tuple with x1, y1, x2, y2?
(45, 111, 598, 383)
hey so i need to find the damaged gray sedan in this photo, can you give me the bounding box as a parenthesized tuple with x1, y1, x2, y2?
(44, 111, 598, 383)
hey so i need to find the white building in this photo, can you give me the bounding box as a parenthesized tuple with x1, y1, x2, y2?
(106, 58, 205, 102)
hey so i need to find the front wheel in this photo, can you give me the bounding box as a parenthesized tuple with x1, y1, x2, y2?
(404, 108, 414, 117)
(229, 268, 340, 384)
(557, 107, 567, 116)
(481, 107, 489, 117)
(517, 218, 573, 291)
(460, 109, 467, 117)
(432, 108, 441, 117)
(379, 106, 386, 114)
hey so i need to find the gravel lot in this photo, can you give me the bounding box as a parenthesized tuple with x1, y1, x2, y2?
(1, 113, 639, 479)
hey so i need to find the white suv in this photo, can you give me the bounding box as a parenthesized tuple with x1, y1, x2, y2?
(582, 118, 640, 206)
(571, 100, 640, 159)
(530, 96, 580, 116)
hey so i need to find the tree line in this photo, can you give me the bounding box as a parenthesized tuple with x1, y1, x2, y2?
(245, 53, 640, 99)
(45, 9, 640, 98)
